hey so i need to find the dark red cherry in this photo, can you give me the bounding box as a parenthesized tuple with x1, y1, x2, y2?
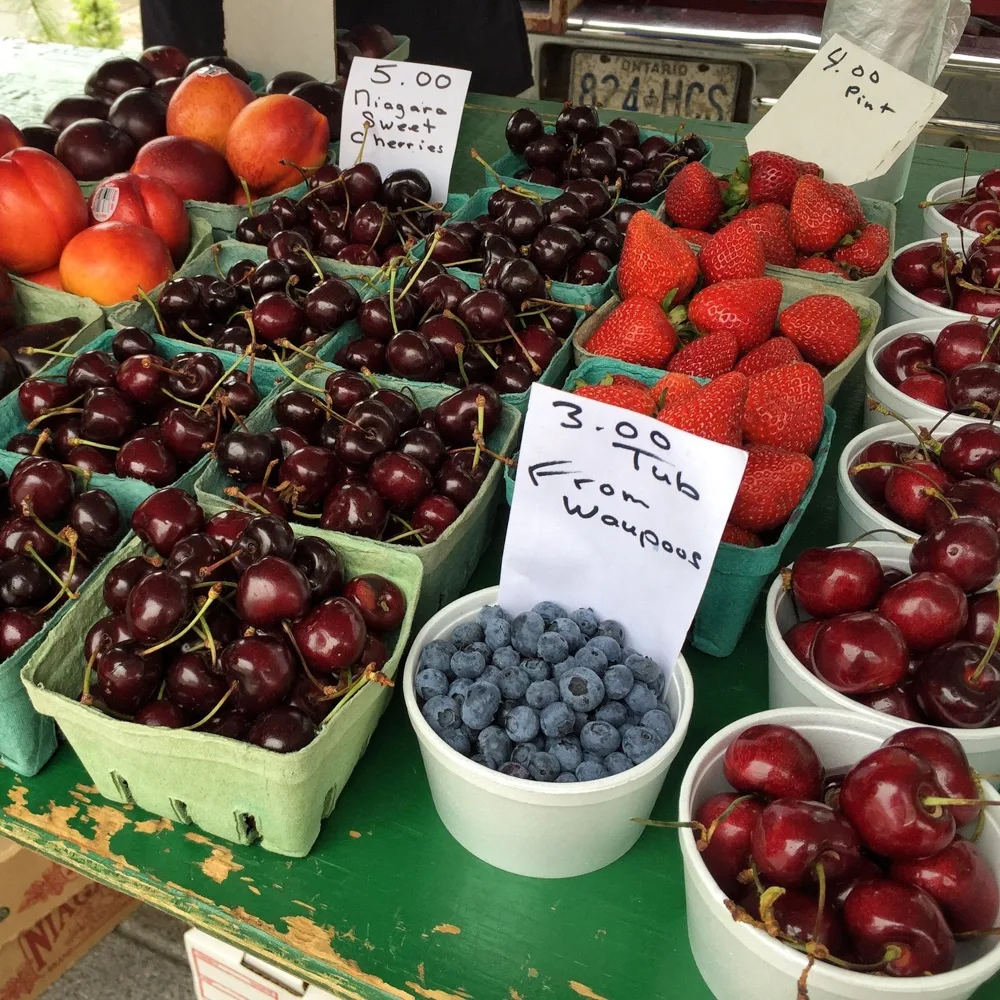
(131, 487, 205, 557)
(115, 435, 179, 488)
(96, 645, 162, 714)
(291, 535, 343, 602)
(125, 570, 191, 644)
(165, 651, 226, 717)
(247, 706, 316, 752)
(320, 482, 387, 538)
(341, 574, 406, 631)
(292, 596, 367, 674)
(103, 556, 156, 613)
(221, 636, 296, 715)
(235, 555, 311, 627)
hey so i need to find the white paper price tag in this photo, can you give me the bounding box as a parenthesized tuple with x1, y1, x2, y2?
(745, 33, 947, 186)
(338, 58, 471, 203)
(498, 384, 748, 673)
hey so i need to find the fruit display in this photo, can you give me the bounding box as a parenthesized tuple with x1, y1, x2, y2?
(892, 237, 1000, 317)
(923, 167, 1000, 236)
(414, 599, 674, 780)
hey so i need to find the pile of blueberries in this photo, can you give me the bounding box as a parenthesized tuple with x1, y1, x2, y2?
(415, 600, 674, 782)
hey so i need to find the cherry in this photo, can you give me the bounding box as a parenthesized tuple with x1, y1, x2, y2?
(247, 706, 316, 752)
(850, 441, 904, 506)
(96, 645, 162, 715)
(235, 556, 311, 628)
(252, 292, 304, 343)
(116, 435, 179, 488)
(135, 700, 186, 728)
(882, 460, 950, 531)
(892, 242, 958, 294)
(292, 596, 367, 673)
(434, 384, 502, 445)
(964, 591, 1000, 644)
(945, 479, 1000, 527)
(0, 517, 58, 561)
(166, 352, 223, 403)
(165, 650, 226, 717)
(67, 350, 119, 394)
(80, 386, 137, 444)
(232, 515, 294, 573)
(341, 574, 406, 631)
(419, 274, 471, 313)
(910, 516, 1000, 592)
(368, 389, 419, 432)
(898, 372, 948, 409)
(205, 510, 252, 551)
(321, 482, 387, 538)
(291, 536, 343, 602)
(386, 331, 444, 382)
(69, 488, 122, 556)
(934, 320, 997, 375)
(722, 724, 824, 801)
(961, 200, 1000, 235)
(18, 378, 74, 422)
(85, 614, 132, 661)
(915, 639, 1000, 727)
(167, 532, 226, 581)
(279, 446, 341, 508)
(116, 353, 164, 406)
(160, 408, 215, 465)
(412, 494, 460, 543)
(436, 453, 486, 509)
(367, 451, 433, 511)
(877, 334, 936, 389)
(0, 608, 42, 659)
(397, 428, 447, 474)
(742, 887, 845, 954)
(693, 793, 764, 898)
(8, 433, 52, 458)
(811, 612, 909, 694)
(949, 361, 1000, 415)
(855, 684, 923, 721)
(0, 556, 52, 607)
(789, 546, 883, 618)
(877, 572, 968, 652)
(505, 107, 544, 153)
(202, 709, 250, 740)
(325, 371, 372, 414)
(940, 423, 1000, 478)
(221, 636, 296, 714)
(124, 570, 191, 644)
(782, 619, 823, 666)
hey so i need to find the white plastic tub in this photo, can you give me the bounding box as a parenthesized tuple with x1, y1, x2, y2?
(886, 239, 974, 328)
(679, 706, 1000, 1000)
(765, 541, 1000, 776)
(402, 586, 694, 878)
(923, 175, 981, 246)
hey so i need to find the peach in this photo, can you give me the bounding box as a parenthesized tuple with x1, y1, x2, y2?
(131, 135, 234, 202)
(22, 265, 63, 290)
(0, 115, 24, 156)
(0, 148, 88, 273)
(225, 94, 329, 195)
(166, 67, 255, 155)
(60, 222, 173, 305)
(89, 172, 190, 262)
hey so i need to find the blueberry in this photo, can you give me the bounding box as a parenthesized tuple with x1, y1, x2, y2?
(414, 668, 449, 700)
(573, 645, 608, 677)
(511, 611, 545, 656)
(511, 742, 537, 765)
(451, 622, 484, 647)
(582, 751, 605, 765)
(624, 710, 641, 728)
(531, 600, 566, 625)
(461, 681, 501, 729)
(586, 635, 622, 665)
(448, 677, 473, 707)
(558, 667, 605, 712)
(549, 617, 584, 652)
(603, 664, 634, 701)
(528, 751, 561, 781)
(605, 751, 633, 775)
(479, 665, 503, 688)
(537, 631, 569, 665)
(478, 725, 512, 765)
(540, 701, 576, 738)
(462, 723, 480, 743)
(492, 645, 521, 670)
(574, 711, 589, 735)
(551, 657, 577, 680)
(580, 720, 621, 757)
(499, 761, 531, 779)
(439, 728, 472, 755)
(621, 647, 640, 662)
(555, 772, 578, 782)
(466, 641, 492, 660)
(525, 679, 559, 710)
(500, 699, 520, 724)
(596, 700, 628, 728)
(548, 736, 583, 772)
(451, 649, 486, 679)
(484, 617, 512, 650)
(576, 760, 608, 781)
(419, 640, 456, 675)
(597, 619, 626, 644)
(499, 665, 530, 700)
(651, 671, 666, 698)
(642, 709, 674, 743)
(569, 607, 599, 637)
(523, 658, 550, 682)
(476, 605, 506, 629)
(505, 705, 540, 743)
(625, 653, 661, 685)
(622, 725, 664, 764)
(626, 682, 659, 717)
(422, 695, 461, 733)
(471, 753, 497, 770)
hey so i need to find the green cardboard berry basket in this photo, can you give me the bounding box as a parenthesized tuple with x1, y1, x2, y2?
(194, 366, 521, 624)
(10, 274, 105, 365)
(572, 274, 882, 404)
(0, 455, 155, 776)
(21, 521, 422, 856)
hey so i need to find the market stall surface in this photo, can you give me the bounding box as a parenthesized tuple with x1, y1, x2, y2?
(3, 38, 999, 1000)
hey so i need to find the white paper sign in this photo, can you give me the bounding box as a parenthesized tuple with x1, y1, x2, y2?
(338, 58, 471, 203)
(745, 33, 947, 186)
(499, 384, 748, 673)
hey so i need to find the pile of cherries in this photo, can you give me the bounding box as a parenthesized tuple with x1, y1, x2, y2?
(892, 236, 1000, 318)
(503, 103, 709, 204)
(927, 167, 1000, 238)
(876, 318, 1000, 415)
(0, 455, 127, 661)
(696, 722, 998, 978)
(8, 330, 260, 487)
(82, 488, 404, 750)
(215, 376, 502, 544)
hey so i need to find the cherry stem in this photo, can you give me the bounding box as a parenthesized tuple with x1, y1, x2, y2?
(223, 486, 272, 516)
(382, 525, 428, 544)
(850, 461, 945, 496)
(863, 399, 934, 460)
(211, 244, 226, 278)
(80, 646, 99, 706)
(25, 538, 78, 602)
(470, 147, 506, 188)
(398, 230, 442, 301)
(142, 584, 221, 656)
(160, 388, 201, 410)
(31, 429, 51, 456)
(472, 428, 514, 467)
(522, 297, 594, 313)
(280, 620, 336, 694)
(925, 487, 959, 519)
(183, 682, 237, 731)
(472, 395, 485, 473)
(846, 527, 918, 546)
(972, 578, 1000, 684)
(272, 355, 327, 397)
(136, 285, 166, 335)
(193, 618, 217, 669)
(180, 320, 213, 346)
(21, 346, 75, 359)
(388, 259, 400, 335)
(355, 120, 371, 165)
(277, 340, 327, 368)
(922, 796, 1000, 808)
(40, 536, 79, 615)
(196, 350, 250, 416)
(20, 500, 72, 550)
(27, 406, 83, 430)
(504, 320, 542, 375)
(67, 437, 119, 452)
(198, 549, 241, 578)
(454, 343, 470, 387)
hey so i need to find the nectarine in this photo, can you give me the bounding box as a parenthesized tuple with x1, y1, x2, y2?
(0, 115, 24, 156)
(131, 135, 234, 202)
(0, 148, 88, 273)
(225, 94, 329, 195)
(60, 222, 173, 305)
(89, 172, 190, 262)
(167, 67, 255, 155)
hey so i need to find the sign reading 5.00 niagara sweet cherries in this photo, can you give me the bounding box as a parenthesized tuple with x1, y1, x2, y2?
(338, 58, 471, 203)
(499, 384, 748, 674)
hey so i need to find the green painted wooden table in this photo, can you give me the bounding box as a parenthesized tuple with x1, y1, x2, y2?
(2, 96, 1000, 1000)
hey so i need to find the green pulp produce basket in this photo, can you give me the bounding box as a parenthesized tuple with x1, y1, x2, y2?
(573, 276, 882, 404)
(10, 274, 105, 361)
(194, 367, 521, 624)
(0, 457, 155, 776)
(21, 524, 423, 856)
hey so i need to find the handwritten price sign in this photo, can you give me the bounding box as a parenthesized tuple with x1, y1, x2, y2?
(499, 384, 747, 673)
(746, 33, 946, 186)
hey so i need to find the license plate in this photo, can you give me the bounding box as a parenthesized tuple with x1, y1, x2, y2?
(568, 49, 740, 121)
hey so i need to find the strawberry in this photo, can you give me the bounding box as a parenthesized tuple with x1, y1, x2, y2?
(663, 162, 724, 231)
(657, 370, 748, 447)
(573, 374, 655, 415)
(832, 223, 891, 277)
(618, 211, 699, 303)
(698, 221, 766, 285)
(667, 331, 738, 379)
(687, 277, 783, 353)
(729, 445, 813, 533)
(789, 175, 865, 253)
(585, 296, 678, 368)
(672, 227, 713, 248)
(747, 151, 821, 208)
(651, 371, 701, 410)
(796, 255, 846, 276)
(778, 294, 860, 367)
(738, 203, 797, 268)
(735, 336, 803, 377)
(721, 523, 762, 548)
(744, 362, 825, 455)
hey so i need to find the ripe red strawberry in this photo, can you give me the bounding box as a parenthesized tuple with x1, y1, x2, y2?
(618, 211, 699, 303)
(796, 255, 846, 276)
(744, 362, 825, 455)
(663, 162, 724, 231)
(735, 336, 803, 377)
(747, 151, 821, 208)
(721, 523, 762, 548)
(657, 370, 748, 447)
(789, 175, 865, 253)
(739, 203, 797, 268)
(832, 223, 891, 277)
(585, 296, 678, 368)
(667, 331, 739, 379)
(729, 445, 813, 533)
(778, 294, 861, 367)
(687, 277, 783, 353)
(651, 371, 701, 410)
(672, 227, 713, 248)
(698, 222, 766, 285)
(573, 374, 655, 415)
